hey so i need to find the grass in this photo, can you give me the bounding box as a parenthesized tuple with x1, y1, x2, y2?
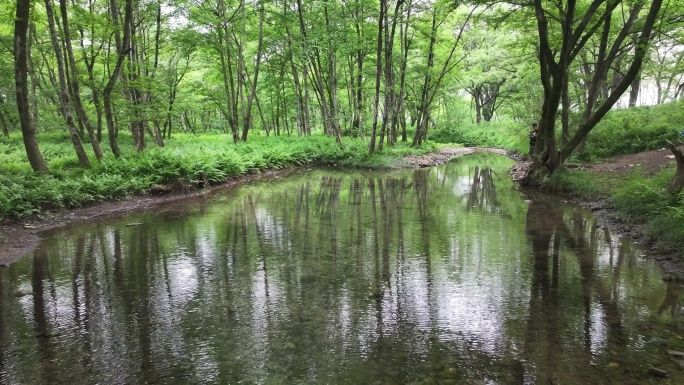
(542, 166, 684, 255)
(0, 132, 436, 219)
(430, 120, 528, 154)
(541, 169, 634, 199)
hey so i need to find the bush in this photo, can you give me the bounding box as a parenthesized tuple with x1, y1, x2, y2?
(578, 101, 684, 161)
(0, 133, 435, 219)
(430, 120, 527, 153)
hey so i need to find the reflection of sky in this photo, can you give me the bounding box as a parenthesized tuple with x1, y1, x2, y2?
(0, 160, 673, 384)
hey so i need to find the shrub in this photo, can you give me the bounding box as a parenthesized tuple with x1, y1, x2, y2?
(578, 101, 684, 161)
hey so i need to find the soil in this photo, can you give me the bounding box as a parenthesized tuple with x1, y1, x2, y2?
(583, 144, 684, 176)
(1, 145, 682, 279)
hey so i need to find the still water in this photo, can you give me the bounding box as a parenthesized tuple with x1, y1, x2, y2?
(1, 153, 683, 384)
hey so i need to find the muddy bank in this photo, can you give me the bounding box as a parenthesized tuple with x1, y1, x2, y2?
(511, 161, 684, 280)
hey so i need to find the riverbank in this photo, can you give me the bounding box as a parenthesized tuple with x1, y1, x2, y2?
(511, 149, 684, 280)
(1, 143, 501, 266)
(4, 144, 683, 282)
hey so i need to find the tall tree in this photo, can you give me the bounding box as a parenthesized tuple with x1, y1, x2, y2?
(14, 0, 49, 172)
(44, 0, 91, 168)
(59, 0, 103, 160)
(412, 3, 474, 146)
(103, 0, 133, 157)
(532, 0, 664, 172)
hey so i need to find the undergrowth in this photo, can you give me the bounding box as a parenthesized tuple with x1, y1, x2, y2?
(543, 166, 684, 254)
(0, 133, 435, 219)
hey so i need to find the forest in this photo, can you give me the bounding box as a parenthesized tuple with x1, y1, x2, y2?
(0, 0, 683, 224)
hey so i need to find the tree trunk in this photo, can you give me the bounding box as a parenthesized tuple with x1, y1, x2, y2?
(14, 0, 49, 172)
(473, 86, 483, 124)
(44, 0, 91, 168)
(561, 72, 570, 146)
(103, 0, 132, 158)
(27, 22, 39, 127)
(629, 71, 641, 107)
(0, 94, 9, 137)
(322, 1, 343, 146)
(296, 0, 337, 143)
(351, 2, 365, 138)
(241, 4, 265, 142)
(399, 1, 413, 142)
(369, 0, 385, 154)
(59, 0, 103, 161)
(667, 144, 684, 195)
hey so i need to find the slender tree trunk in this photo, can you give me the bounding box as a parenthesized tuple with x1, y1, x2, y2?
(14, 0, 49, 172)
(561, 72, 570, 146)
(59, 0, 103, 160)
(80, 0, 104, 143)
(398, 1, 413, 142)
(302, 63, 311, 135)
(241, 4, 264, 142)
(283, 6, 307, 136)
(44, 0, 91, 168)
(27, 22, 39, 127)
(473, 87, 483, 124)
(412, 8, 436, 146)
(296, 0, 338, 143)
(629, 72, 641, 107)
(103, 0, 133, 157)
(0, 95, 9, 137)
(369, 0, 385, 154)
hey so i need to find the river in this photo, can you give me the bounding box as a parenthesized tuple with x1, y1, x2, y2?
(1, 153, 682, 384)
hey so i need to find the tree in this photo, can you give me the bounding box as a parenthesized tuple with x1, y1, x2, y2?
(103, 0, 133, 157)
(532, 0, 664, 172)
(59, 0, 103, 160)
(412, 3, 474, 146)
(14, 0, 49, 172)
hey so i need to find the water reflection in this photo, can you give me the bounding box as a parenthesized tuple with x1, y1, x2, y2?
(0, 154, 681, 384)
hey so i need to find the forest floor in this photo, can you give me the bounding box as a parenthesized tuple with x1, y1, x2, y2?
(2, 145, 683, 279)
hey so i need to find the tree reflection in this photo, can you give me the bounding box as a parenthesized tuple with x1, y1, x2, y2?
(3, 163, 681, 384)
(465, 166, 500, 213)
(524, 193, 627, 382)
(658, 283, 681, 316)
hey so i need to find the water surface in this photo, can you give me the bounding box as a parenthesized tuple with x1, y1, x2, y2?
(1, 153, 683, 384)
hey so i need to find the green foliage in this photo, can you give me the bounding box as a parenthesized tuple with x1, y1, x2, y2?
(610, 169, 684, 251)
(609, 171, 674, 221)
(577, 102, 684, 161)
(542, 169, 633, 199)
(542, 171, 605, 199)
(430, 120, 527, 153)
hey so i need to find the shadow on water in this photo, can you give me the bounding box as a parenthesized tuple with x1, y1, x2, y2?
(1, 153, 683, 384)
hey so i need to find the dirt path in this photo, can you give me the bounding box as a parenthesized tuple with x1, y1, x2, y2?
(584, 144, 684, 175)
